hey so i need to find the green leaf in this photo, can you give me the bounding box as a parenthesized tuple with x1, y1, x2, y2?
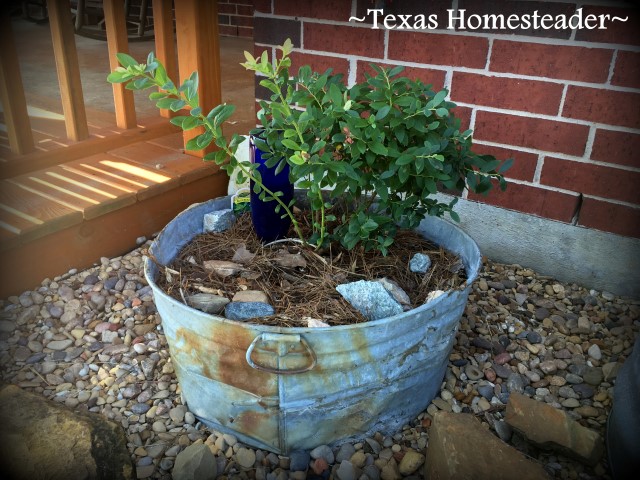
(368, 142, 388, 156)
(396, 154, 413, 166)
(116, 52, 139, 68)
(281, 139, 300, 150)
(435, 107, 449, 117)
(169, 116, 190, 128)
(182, 116, 201, 131)
(106, 71, 131, 84)
(498, 158, 514, 173)
(431, 90, 447, 107)
(375, 104, 391, 120)
(155, 98, 175, 109)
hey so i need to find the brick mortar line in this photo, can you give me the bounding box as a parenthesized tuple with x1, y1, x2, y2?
(254, 12, 640, 52)
(533, 154, 545, 183)
(255, 44, 640, 93)
(606, 50, 619, 85)
(584, 126, 598, 159)
(484, 38, 493, 71)
(455, 102, 640, 131)
(557, 84, 569, 116)
(474, 139, 640, 173)
(496, 177, 639, 208)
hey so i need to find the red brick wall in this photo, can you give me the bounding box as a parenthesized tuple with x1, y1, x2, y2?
(218, 0, 254, 38)
(253, 0, 640, 239)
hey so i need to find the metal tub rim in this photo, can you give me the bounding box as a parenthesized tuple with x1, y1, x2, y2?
(143, 198, 481, 333)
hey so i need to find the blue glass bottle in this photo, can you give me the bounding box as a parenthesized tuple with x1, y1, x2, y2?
(249, 133, 294, 243)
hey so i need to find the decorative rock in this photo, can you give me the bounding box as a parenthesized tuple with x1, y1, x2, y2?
(505, 392, 604, 466)
(236, 447, 257, 469)
(274, 249, 307, 269)
(289, 450, 310, 472)
(409, 253, 431, 273)
(380, 458, 401, 480)
(464, 364, 483, 381)
(187, 293, 229, 314)
(527, 331, 543, 344)
(232, 244, 256, 265)
(336, 443, 356, 463)
(375, 278, 411, 308)
(0, 385, 134, 479)
(232, 290, 269, 304)
(336, 460, 357, 480)
(173, 443, 217, 480)
(588, 344, 602, 360)
(203, 260, 243, 277)
(46, 339, 72, 351)
(425, 411, 548, 480)
(310, 444, 334, 464)
(336, 281, 403, 321)
(398, 449, 425, 475)
(225, 302, 275, 321)
(203, 208, 235, 233)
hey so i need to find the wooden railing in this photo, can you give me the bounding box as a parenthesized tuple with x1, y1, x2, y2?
(0, 0, 221, 170)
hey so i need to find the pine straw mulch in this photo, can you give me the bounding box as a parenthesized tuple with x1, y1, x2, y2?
(151, 212, 467, 327)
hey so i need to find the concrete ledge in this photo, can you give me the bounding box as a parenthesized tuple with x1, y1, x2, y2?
(436, 193, 640, 299)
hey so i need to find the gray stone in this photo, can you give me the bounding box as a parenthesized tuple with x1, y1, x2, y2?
(494, 419, 513, 442)
(203, 208, 236, 233)
(506, 374, 525, 394)
(236, 447, 256, 469)
(187, 293, 230, 314)
(336, 443, 356, 463)
(225, 302, 275, 321)
(310, 444, 335, 464)
(173, 443, 217, 480)
(46, 339, 72, 351)
(131, 403, 150, 415)
(527, 331, 543, 344)
(375, 278, 411, 308)
(336, 460, 357, 480)
(0, 385, 134, 479)
(289, 450, 310, 471)
(409, 253, 431, 273)
(336, 281, 403, 321)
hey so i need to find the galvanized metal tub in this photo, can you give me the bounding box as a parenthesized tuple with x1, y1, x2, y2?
(144, 196, 481, 454)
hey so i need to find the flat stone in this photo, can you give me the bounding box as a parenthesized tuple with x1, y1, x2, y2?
(588, 344, 602, 360)
(310, 444, 334, 464)
(203, 208, 235, 233)
(425, 411, 548, 480)
(232, 244, 256, 265)
(505, 392, 604, 466)
(46, 339, 72, 351)
(274, 249, 307, 269)
(336, 443, 356, 463)
(0, 384, 134, 479)
(173, 443, 217, 480)
(376, 277, 411, 307)
(336, 280, 403, 321)
(203, 260, 243, 277)
(225, 302, 275, 321)
(409, 253, 431, 273)
(336, 460, 357, 480)
(187, 293, 229, 314)
(232, 290, 269, 304)
(289, 450, 310, 472)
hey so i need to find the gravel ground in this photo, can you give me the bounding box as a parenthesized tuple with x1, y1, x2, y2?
(0, 243, 638, 479)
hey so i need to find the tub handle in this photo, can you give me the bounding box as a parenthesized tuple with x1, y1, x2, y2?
(246, 333, 317, 374)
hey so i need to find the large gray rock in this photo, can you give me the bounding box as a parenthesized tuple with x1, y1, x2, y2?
(336, 280, 403, 321)
(225, 302, 275, 321)
(0, 384, 134, 480)
(187, 293, 229, 314)
(172, 443, 217, 480)
(409, 253, 431, 273)
(203, 208, 236, 233)
(425, 411, 549, 480)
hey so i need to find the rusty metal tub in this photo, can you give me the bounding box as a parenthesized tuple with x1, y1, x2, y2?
(144, 196, 481, 454)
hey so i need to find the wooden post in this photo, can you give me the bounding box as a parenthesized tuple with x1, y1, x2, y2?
(152, 0, 178, 118)
(46, 0, 90, 141)
(0, 11, 35, 154)
(103, 0, 138, 129)
(174, 0, 222, 157)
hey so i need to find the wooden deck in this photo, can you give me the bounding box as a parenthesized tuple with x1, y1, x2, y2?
(0, 5, 258, 298)
(0, 126, 230, 298)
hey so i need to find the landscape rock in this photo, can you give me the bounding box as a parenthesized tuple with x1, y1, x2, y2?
(187, 293, 230, 314)
(0, 384, 134, 479)
(225, 302, 275, 320)
(273, 248, 307, 269)
(505, 392, 604, 466)
(425, 411, 549, 480)
(173, 443, 217, 480)
(409, 253, 431, 273)
(336, 280, 403, 321)
(203, 208, 236, 233)
(232, 243, 256, 264)
(232, 290, 270, 304)
(375, 277, 411, 308)
(202, 260, 243, 277)
(398, 449, 424, 475)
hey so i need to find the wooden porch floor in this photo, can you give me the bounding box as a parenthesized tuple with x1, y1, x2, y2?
(0, 18, 255, 298)
(0, 128, 231, 298)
